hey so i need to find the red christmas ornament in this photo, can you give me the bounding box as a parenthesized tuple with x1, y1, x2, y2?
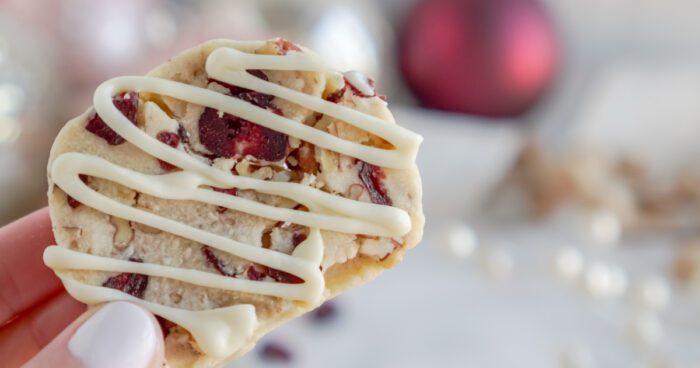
(400, 0, 559, 117)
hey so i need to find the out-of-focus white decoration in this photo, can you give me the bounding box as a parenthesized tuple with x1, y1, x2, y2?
(582, 261, 627, 298)
(631, 276, 671, 312)
(0, 117, 21, 143)
(584, 208, 621, 248)
(479, 247, 514, 281)
(257, 1, 390, 85)
(440, 223, 478, 260)
(343, 70, 375, 96)
(553, 246, 584, 281)
(310, 5, 379, 77)
(94, 14, 140, 63)
(0, 82, 25, 116)
(558, 342, 594, 368)
(625, 312, 664, 349)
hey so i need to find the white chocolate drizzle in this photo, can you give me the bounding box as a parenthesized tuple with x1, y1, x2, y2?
(343, 70, 375, 96)
(44, 41, 422, 359)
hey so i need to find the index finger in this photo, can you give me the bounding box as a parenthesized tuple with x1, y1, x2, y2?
(0, 207, 63, 325)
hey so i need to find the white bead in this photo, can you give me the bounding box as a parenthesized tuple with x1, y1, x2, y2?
(585, 209, 622, 247)
(0, 116, 21, 143)
(632, 276, 671, 311)
(442, 223, 478, 260)
(625, 312, 664, 349)
(479, 248, 513, 280)
(582, 262, 627, 298)
(0, 82, 25, 116)
(553, 246, 584, 281)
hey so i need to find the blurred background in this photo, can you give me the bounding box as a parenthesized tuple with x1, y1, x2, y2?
(2, 0, 700, 366)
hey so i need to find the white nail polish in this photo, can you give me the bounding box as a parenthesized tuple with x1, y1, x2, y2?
(69, 302, 157, 368)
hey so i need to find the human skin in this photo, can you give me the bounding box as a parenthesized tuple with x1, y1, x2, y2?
(0, 208, 164, 368)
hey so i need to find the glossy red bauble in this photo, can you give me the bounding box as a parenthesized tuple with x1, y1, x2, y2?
(401, 0, 559, 117)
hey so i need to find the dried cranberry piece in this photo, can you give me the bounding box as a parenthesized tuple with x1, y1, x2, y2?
(326, 87, 345, 103)
(275, 39, 302, 54)
(246, 264, 267, 281)
(201, 245, 233, 276)
(266, 267, 304, 284)
(156, 316, 177, 337)
(230, 86, 274, 109)
(85, 92, 139, 145)
(156, 131, 181, 171)
(201, 243, 305, 284)
(66, 174, 91, 208)
(346, 79, 374, 98)
(259, 341, 293, 363)
(198, 107, 288, 161)
(246, 264, 304, 284)
(348, 77, 387, 101)
(157, 131, 180, 146)
(213, 187, 238, 196)
(66, 196, 81, 209)
(311, 301, 338, 323)
(276, 266, 304, 283)
(326, 77, 386, 103)
(365, 79, 387, 101)
(247, 69, 268, 80)
(210, 70, 274, 110)
(245, 90, 274, 109)
(292, 233, 307, 247)
(202, 245, 303, 284)
(359, 161, 392, 205)
(102, 258, 149, 298)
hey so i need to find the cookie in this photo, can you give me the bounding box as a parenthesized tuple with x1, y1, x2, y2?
(44, 38, 423, 367)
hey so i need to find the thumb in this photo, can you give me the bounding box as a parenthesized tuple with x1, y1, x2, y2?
(25, 301, 165, 368)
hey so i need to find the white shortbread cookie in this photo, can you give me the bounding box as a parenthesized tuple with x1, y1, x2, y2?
(45, 39, 423, 367)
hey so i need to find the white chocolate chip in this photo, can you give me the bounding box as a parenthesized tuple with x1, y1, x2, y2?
(143, 101, 179, 137)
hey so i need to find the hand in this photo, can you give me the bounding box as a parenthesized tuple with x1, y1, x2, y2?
(0, 208, 165, 367)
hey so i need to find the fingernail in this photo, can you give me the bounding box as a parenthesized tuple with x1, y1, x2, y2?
(68, 302, 157, 368)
